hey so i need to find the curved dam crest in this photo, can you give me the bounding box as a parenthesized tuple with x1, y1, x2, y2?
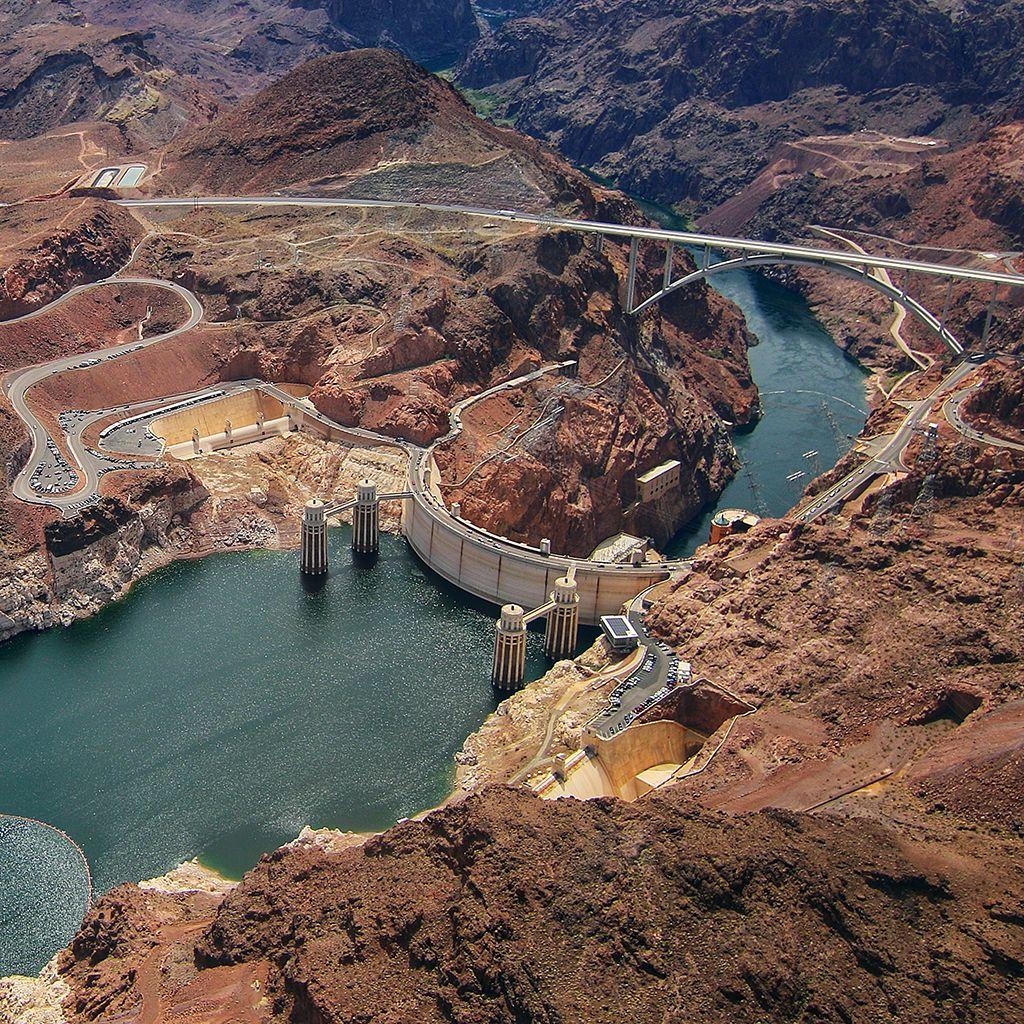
(0, 265, 866, 976)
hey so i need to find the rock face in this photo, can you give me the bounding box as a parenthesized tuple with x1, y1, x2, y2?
(699, 119, 1024, 364)
(48, 786, 1024, 1023)
(142, 49, 757, 553)
(0, 467, 208, 643)
(76, 0, 480, 95)
(0, 200, 141, 319)
(457, 0, 1024, 210)
(0, 0, 210, 144)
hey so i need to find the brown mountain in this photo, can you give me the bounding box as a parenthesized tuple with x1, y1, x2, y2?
(0, 0, 209, 144)
(456, 0, 1024, 211)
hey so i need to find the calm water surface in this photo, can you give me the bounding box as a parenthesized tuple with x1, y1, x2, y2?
(0, 531, 549, 973)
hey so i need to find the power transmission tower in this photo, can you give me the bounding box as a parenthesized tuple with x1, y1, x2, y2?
(910, 473, 936, 532)
(916, 422, 939, 469)
(870, 488, 893, 537)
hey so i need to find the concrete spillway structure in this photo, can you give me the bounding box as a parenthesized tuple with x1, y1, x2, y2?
(300, 498, 328, 576)
(492, 603, 528, 690)
(543, 566, 580, 660)
(352, 480, 380, 555)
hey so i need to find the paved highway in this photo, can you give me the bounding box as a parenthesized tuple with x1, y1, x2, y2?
(796, 360, 981, 522)
(944, 382, 1024, 454)
(116, 195, 1024, 290)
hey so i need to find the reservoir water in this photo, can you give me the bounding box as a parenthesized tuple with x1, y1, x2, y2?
(0, 268, 867, 976)
(0, 532, 549, 974)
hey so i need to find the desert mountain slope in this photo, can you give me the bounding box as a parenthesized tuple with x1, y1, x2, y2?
(457, 0, 1024, 210)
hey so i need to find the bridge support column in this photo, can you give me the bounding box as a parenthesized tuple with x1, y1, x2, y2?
(981, 282, 998, 346)
(662, 241, 675, 290)
(544, 572, 580, 660)
(300, 498, 328, 576)
(352, 480, 379, 555)
(626, 237, 639, 313)
(492, 603, 527, 690)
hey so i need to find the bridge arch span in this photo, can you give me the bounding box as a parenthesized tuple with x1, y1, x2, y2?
(633, 253, 964, 356)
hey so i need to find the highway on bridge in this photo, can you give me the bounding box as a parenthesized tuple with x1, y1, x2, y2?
(116, 195, 1024, 290)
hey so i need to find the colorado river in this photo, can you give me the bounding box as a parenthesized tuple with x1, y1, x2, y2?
(668, 266, 869, 555)
(0, 266, 867, 976)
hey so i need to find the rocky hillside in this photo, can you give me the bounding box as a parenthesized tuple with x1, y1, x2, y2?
(0, 199, 141, 318)
(457, 0, 1024, 211)
(35, 785, 1022, 1023)
(140, 50, 758, 554)
(76, 0, 480, 93)
(0, 0, 212, 144)
(696, 119, 1024, 366)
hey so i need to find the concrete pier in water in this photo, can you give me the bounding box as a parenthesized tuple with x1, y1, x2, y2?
(544, 568, 580, 660)
(352, 480, 380, 555)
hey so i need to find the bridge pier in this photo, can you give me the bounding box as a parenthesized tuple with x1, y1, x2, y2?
(300, 498, 328, 576)
(544, 570, 580, 660)
(352, 480, 379, 555)
(492, 603, 527, 690)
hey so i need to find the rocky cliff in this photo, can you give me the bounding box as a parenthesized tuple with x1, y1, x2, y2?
(136, 50, 757, 552)
(0, 0, 212, 145)
(37, 775, 1024, 1023)
(74, 0, 480, 99)
(0, 199, 141, 319)
(457, 0, 1024, 211)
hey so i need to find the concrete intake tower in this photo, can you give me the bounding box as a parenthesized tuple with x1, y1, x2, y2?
(492, 604, 527, 690)
(300, 498, 328, 576)
(544, 568, 580, 660)
(352, 480, 380, 555)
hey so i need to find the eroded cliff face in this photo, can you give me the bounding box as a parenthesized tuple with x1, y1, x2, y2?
(0, 467, 209, 642)
(456, 0, 1024, 211)
(0, 200, 141, 319)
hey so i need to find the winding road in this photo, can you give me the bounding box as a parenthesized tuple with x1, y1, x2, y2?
(3, 276, 203, 513)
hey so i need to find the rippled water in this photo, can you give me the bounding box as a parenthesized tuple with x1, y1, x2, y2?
(0, 818, 89, 976)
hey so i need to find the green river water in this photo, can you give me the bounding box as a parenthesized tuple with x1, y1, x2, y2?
(0, 267, 867, 975)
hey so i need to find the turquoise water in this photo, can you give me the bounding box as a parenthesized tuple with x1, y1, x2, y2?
(666, 263, 869, 556)
(0, 530, 551, 973)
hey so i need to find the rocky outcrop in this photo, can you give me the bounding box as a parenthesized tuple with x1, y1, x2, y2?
(457, 0, 1024, 210)
(76, 0, 480, 96)
(966, 362, 1024, 431)
(0, 466, 208, 643)
(0, 0, 210, 144)
(47, 785, 1024, 1023)
(0, 200, 141, 319)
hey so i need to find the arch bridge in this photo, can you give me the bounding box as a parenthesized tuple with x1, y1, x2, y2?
(117, 196, 1024, 352)
(622, 232, 1024, 354)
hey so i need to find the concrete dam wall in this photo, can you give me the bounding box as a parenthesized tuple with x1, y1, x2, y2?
(402, 491, 671, 625)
